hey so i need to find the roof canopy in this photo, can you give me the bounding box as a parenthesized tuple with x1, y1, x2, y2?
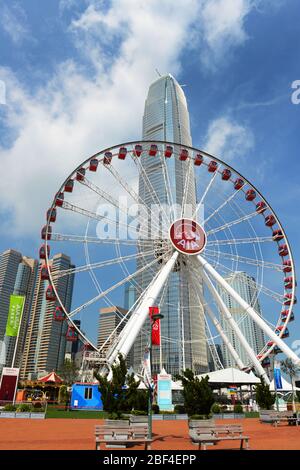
(38, 371, 63, 384)
(270, 377, 300, 392)
(197, 368, 261, 386)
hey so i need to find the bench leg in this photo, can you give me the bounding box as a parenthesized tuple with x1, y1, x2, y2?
(240, 439, 244, 450)
(145, 443, 151, 451)
(95, 441, 101, 451)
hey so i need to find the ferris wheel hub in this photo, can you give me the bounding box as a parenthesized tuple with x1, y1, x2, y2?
(169, 218, 206, 255)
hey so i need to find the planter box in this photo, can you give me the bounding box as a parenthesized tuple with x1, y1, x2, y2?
(15, 413, 31, 418)
(213, 413, 245, 419)
(0, 412, 16, 418)
(30, 413, 45, 419)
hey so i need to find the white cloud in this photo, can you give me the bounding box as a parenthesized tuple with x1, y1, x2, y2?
(0, 0, 261, 237)
(203, 117, 254, 161)
(0, 2, 30, 44)
(196, 0, 255, 70)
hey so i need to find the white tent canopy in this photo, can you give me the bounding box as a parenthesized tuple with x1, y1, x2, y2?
(270, 377, 300, 392)
(196, 367, 261, 386)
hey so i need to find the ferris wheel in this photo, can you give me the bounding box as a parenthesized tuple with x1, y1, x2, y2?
(40, 141, 299, 382)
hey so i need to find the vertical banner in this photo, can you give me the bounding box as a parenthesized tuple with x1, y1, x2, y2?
(143, 348, 152, 388)
(149, 306, 160, 346)
(274, 361, 283, 390)
(157, 370, 173, 411)
(5, 295, 25, 337)
(152, 319, 161, 346)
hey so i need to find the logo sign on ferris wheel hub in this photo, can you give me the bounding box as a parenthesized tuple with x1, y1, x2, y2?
(169, 218, 206, 255)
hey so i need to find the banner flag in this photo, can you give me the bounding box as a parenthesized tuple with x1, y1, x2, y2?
(142, 348, 152, 388)
(152, 319, 161, 345)
(274, 361, 283, 390)
(149, 306, 161, 346)
(5, 295, 25, 337)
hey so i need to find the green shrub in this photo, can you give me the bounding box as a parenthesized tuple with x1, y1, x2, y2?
(152, 404, 159, 414)
(234, 404, 243, 414)
(3, 404, 16, 412)
(17, 404, 31, 413)
(211, 403, 221, 414)
(108, 412, 128, 420)
(189, 414, 212, 420)
(174, 404, 186, 414)
(131, 410, 147, 416)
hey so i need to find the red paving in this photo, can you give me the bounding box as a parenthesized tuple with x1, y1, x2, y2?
(0, 418, 299, 450)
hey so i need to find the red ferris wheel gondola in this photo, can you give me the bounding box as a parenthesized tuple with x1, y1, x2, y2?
(164, 145, 173, 158)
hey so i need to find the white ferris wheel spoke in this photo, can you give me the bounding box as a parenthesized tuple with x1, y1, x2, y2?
(197, 254, 300, 366)
(203, 252, 284, 305)
(61, 200, 153, 239)
(51, 249, 156, 280)
(68, 254, 163, 318)
(203, 188, 241, 226)
(207, 210, 259, 236)
(204, 248, 283, 272)
(132, 154, 173, 225)
(207, 236, 273, 247)
(51, 233, 156, 247)
(78, 175, 143, 224)
(193, 170, 219, 219)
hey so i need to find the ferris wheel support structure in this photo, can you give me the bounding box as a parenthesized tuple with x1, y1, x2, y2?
(197, 254, 300, 366)
(197, 264, 269, 382)
(105, 251, 179, 367)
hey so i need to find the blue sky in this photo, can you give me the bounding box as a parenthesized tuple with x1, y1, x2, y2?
(0, 0, 299, 359)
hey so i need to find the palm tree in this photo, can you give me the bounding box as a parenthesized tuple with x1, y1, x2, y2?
(281, 359, 300, 413)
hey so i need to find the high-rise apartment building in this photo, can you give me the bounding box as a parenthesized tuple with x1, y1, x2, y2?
(134, 74, 208, 375)
(219, 271, 265, 368)
(21, 253, 75, 379)
(98, 305, 133, 366)
(0, 249, 38, 369)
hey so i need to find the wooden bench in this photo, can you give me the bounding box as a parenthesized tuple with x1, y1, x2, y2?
(192, 424, 250, 450)
(260, 410, 298, 427)
(95, 425, 152, 450)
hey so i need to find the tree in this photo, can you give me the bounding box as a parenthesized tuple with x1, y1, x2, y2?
(175, 369, 214, 417)
(58, 359, 80, 385)
(281, 358, 300, 413)
(255, 379, 275, 410)
(94, 354, 143, 417)
(58, 385, 69, 408)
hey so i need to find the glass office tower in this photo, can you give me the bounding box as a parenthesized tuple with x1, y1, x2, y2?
(219, 271, 265, 368)
(133, 74, 208, 375)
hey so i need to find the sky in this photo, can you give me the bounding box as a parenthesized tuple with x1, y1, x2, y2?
(0, 0, 300, 361)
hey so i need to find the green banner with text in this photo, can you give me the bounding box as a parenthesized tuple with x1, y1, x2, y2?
(5, 295, 25, 337)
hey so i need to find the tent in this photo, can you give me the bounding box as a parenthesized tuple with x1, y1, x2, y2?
(196, 367, 261, 386)
(270, 377, 300, 392)
(38, 371, 63, 384)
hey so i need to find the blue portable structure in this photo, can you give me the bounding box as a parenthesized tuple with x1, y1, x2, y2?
(71, 383, 103, 410)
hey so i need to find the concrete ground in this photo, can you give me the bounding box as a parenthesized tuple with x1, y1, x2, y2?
(0, 418, 299, 450)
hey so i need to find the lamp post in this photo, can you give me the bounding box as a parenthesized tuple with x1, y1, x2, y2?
(148, 313, 164, 440)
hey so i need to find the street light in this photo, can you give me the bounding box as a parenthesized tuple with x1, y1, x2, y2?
(148, 313, 164, 440)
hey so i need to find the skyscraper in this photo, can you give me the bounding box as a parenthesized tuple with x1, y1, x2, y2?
(21, 253, 75, 379)
(133, 74, 208, 375)
(219, 271, 265, 368)
(0, 249, 38, 369)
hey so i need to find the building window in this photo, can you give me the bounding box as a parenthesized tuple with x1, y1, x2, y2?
(84, 387, 92, 400)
